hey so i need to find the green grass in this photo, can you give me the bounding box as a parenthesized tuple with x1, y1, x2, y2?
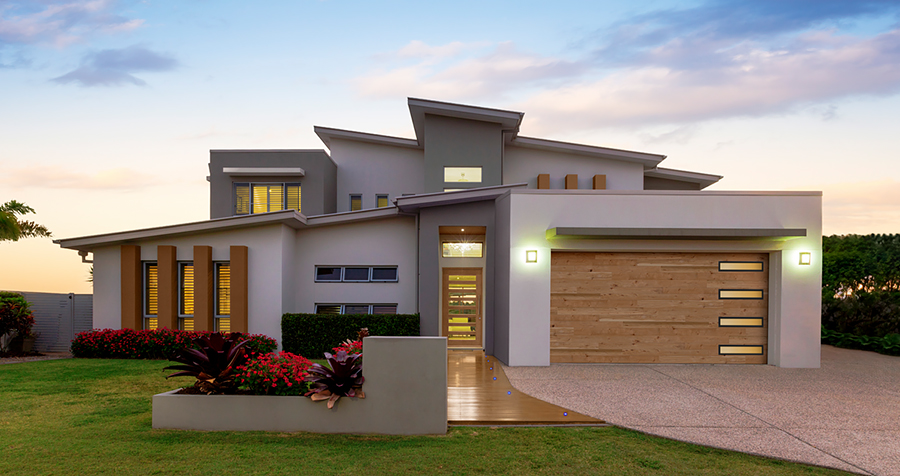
(0, 359, 851, 476)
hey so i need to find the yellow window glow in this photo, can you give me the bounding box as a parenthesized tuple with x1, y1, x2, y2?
(444, 167, 482, 183)
(442, 242, 483, 258)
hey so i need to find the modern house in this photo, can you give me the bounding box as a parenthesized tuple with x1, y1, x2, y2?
(56, 98, 823, 368)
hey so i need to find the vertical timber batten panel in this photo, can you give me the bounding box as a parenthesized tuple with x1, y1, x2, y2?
(550, 252, 768, 364)
(230, 245, 249, 333)
(120, 245, 142, 330)
(193, 245, 214, 332)
(157, 246, 178, 329)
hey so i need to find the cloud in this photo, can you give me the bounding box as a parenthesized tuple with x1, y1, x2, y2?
(819, 180, 900, 235)
(0, 166, 158, 190)
(0, 0, 143, 47)
(52, 44, 178, 86)
(354, 41, 586, 100)
(519, 29, 900, 133)
(640, 125, 698, 145)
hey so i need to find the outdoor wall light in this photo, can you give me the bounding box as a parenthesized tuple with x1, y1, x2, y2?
(799, 252, 811, 265)
(526, 250, 538, 263)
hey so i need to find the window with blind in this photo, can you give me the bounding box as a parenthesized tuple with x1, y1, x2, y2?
(376, 194, 389, 208)
(179, 263, 194, 331)
(216, 262, 231, 332)
(314, 304, 398, 315)
(143, 263, 158, 330)
(234, 183, 301, 215)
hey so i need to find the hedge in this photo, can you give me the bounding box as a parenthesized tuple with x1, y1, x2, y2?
(822, 326, 900, 356)
(282, 313, 419, 358)
(71, 328, 277, 359)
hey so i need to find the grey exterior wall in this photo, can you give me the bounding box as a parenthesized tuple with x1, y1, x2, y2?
(503, 145, 646, 190)
(492, 194, 511, 363)
(424, 115, 503, 193)
(209, 150, 337, 219)
(329, 138, 425, 212)
(417, 200, 497, 354)
(644, 176, 702, 190)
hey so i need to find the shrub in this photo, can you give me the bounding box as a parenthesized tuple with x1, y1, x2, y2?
(333, 340, 362, 355)
(237, 351, 313, 396)
(822, 326, 900, 356)
(70, 328, 276, 359)
(822, 291, 900, 337)
(164, 333, 251, 395)
(0, 291, 35, 341)
(282, 313, 418, 358)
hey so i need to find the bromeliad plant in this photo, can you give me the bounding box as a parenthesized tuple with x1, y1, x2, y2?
(305, 350, 365, 409)
(164, 332, 250, 394)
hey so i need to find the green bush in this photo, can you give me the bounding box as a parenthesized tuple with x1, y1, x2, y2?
(71, 328, 277, 359)
(281, 313, 419, 358)
(0, 291, 35, 346)
(822, 291, 900, 337)
(822, 326, 900, 356)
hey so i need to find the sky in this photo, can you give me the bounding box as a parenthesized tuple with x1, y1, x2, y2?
(2, 0, 900, 294)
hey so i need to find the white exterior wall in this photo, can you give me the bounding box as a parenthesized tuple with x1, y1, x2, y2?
(91, 224, 293, 344)
(503, 146, 646, 190)
(293, 216, 418, 314)
(92, 245, 121, 330)
(330, 139, 425, 212)
(503, 190, 823, 368)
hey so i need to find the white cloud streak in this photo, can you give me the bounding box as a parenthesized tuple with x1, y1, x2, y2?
(0, 166, 158, 190)
(0, 0, 143, 47)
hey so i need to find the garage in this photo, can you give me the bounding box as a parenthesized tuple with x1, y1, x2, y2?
(550, 252, 768, 364)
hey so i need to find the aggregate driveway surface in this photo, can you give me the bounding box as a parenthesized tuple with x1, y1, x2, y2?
(504, 345, 900, 475)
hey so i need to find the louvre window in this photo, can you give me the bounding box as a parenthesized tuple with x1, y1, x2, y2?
(179, 263, 194, 331)
(350, 194, 362, 211)
(315, 266, 398, 283)
(216, 262, 231, 332)
(315, 304, 398, 314)
(234, 183, 300, 215)
(376, 194, 389, 208)
(144, 263, 158, 330)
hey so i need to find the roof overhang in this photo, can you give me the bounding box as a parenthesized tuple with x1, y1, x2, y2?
(645, 167, 722, 189)
(395, 183, 528, 213)
(408, 97, 524, 147)
(546, 227, 807, 241)
(314, 126, 421, 150)
(223, 167, 305, 176)
(510, 136, 666, 169)
(55, 207, 405, 251)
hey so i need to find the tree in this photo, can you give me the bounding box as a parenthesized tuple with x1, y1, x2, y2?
(0, 200, 51, 242)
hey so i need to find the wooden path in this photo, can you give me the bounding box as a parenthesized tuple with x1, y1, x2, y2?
(447, 350, 605, 426)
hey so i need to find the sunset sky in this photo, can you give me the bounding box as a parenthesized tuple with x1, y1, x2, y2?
(2, 0, 900, 294)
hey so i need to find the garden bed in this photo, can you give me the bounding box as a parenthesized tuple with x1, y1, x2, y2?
(152, 336, 448, 435)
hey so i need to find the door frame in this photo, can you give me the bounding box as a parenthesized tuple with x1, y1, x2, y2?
(441, 267, 483, 348)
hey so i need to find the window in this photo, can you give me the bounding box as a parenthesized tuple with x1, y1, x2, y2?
(234, 183, 300, 215)
(442, 242, 484, 258)
(143, 262, 158, 330)
(350, 194, 362, 211)
(376, 194, 389, 208)
(216, 263, 231, 332)
(444, 167, 482, 183)
(315, 266, 399, 283)
(315, 304, 398, 314)
(179, 263, 194, 331)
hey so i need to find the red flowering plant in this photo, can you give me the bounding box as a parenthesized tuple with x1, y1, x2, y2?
(331, 327, 368, 356)
(236, 351, 313, 396)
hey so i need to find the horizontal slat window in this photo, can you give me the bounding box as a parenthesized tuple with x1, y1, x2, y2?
(719, 261, 764, 272)
(236, 182, 300, 215)
(719, 317, 764, 327)
(719, 345, 764, 355)
(372, 305, 398, 314)
(719, 289, 764, 300)
(315, 305, 342, 314)
(314, 304, 399, 315)
(216, 263, 231, 316)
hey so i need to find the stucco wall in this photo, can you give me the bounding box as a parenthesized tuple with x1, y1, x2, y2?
(328, 139, 425, 212)
(92, 245, 121, 331)
(424, 115, 503, 193)
(209, 150, 337, 219)
(503, 146, 645, 190)
(293, 216, 418, 315)
(500, 190, 823, 368)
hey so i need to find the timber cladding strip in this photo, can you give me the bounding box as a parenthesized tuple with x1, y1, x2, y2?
(550, 252, 768, 364)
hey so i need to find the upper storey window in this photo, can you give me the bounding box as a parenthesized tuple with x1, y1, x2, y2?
(234, 183, 301, 215)
(444, 167, 482, 183)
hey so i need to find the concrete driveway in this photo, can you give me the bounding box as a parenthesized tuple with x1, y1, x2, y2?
(504, 345, 900, 476)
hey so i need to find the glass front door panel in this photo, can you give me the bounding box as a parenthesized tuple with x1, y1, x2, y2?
(443, 271, 482, 347)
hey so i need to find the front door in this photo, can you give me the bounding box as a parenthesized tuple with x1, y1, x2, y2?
(442, 268, 483, 348)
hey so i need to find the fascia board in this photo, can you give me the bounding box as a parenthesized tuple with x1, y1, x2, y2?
(510, 136, 666, 168)
(304, 207, 402, 227)
(546, 227, 808, 240)
(408, 97, 524, 146)
(223, 167, 306, 176)
(55, 210, 307, 251)
(313, 126, 421, 150)
(395, 183, 527, 212)
(645, 167, 723, 189)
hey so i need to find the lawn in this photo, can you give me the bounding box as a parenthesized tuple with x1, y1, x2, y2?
(0, 359, 852, 476)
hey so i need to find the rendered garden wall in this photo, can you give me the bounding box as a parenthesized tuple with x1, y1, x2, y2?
(152, 336, 448, 435)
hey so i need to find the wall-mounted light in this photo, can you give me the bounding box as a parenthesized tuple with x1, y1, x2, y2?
(526, 250, 538, 263)
(799, 252, 811, 265)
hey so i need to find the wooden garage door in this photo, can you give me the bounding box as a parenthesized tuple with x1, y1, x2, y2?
(551, 252, 768, 364)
